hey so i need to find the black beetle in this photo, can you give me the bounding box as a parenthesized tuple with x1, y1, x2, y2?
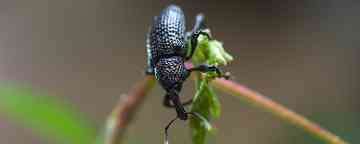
(145, 4, 226, 140)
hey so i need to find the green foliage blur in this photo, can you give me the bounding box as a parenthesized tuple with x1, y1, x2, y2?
(0, 85, 96, 144)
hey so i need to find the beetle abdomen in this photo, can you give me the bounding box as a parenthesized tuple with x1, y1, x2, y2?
(149, 5, 186, 67)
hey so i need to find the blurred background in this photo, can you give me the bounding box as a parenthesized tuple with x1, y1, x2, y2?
(0, 0, 359, 144)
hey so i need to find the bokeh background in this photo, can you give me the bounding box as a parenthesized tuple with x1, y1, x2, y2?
(0, 0, 359, 143)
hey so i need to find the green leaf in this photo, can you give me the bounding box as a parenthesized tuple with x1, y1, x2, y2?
(188, 29, 233, 144)
(189, 29, 233, 144)
(193, 31, 233, 66)
(208, 86, 221, 118)
(207, 40, 233, 66)
(190, 75, 221, 144)
(0, 85, 96, 144)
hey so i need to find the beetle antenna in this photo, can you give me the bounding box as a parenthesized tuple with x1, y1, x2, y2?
(164, 112, 211, 144)
(164, 116, 178, 144)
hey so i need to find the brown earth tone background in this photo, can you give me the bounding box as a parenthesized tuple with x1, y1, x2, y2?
(0, 0, 359, 144)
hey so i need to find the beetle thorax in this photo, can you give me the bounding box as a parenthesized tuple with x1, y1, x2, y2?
(154, 56, 189, 91)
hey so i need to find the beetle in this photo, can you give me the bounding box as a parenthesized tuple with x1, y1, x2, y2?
(145, 4, 227, 138)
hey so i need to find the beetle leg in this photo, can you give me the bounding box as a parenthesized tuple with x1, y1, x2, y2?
(185, 14, 212, 61)
(163, 94, 193, 108)
(188, 64, 230, 79)
(185, 31, 212, 61)
(180, 99, 193, 106)
(163, 94, 173, 108)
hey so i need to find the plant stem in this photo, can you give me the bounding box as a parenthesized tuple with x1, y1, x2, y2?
(103, 76, 155, 144)
(102, 67, 348, 144)
(211, 78, 349, 144)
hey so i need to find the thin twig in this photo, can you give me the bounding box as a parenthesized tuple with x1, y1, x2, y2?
(103, 65, 348, 144)
(211, 78, 349, 144)
(103, 75, 155, 144)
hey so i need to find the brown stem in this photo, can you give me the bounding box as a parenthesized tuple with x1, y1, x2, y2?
(211, 78, 349, 144)
(103, 75, 155, 144)
(102, 63, 348, 144)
